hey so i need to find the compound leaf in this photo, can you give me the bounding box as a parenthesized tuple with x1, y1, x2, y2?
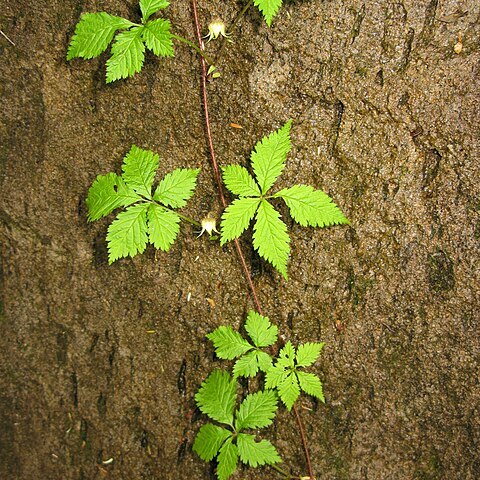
(251, 120, 291, 195)
(295, 342, 324, 368)
(274, 185, 349, 228)
(122, 145, 159, 198)
(86, 173, 140, 221)
(233, 351, 260, 378)
(217, 438, 238, 480)
(253, 200, 290, 279)
(142, 18, 174, 57)
(106, 203, 149, 263)
(222, 165, 261, 197)
(245, 311, 278, 348)
(235, 390, 278, 431)
(237, 434, 281, 467)
(140, 0, 170, 22)
(147, 204, 180, 251)
(253, 0, 283, 27)
(106, 26, 145, 83)
(207, 326, 253, 360)
(195, 370, 237, 426)
(278, 372, 300, 411)
(193, 424, 231, 462)
(297, 371, 325, 402)
(220, 197, 261, 246)
(67, 12, 133, 60)
(154, 168, 200, 208)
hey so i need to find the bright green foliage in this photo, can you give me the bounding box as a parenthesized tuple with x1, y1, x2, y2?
(193, 370, 280, 479)
(106, 27, 146, 83)
(235, 390, 277, 430)
(237, 434, 281, 467)
(142, 19, 174, 57)
(207, 311, 278, 378)
(220, 121, 348, 280)
(274, 185, 348, 228)
(252, 120, 291, 195)
(266, 341, 325, 410)
(154, 168, 200, 208)
(106, 203, 149, 262)
(67, 2, 173, 83)
(254, 0, 283, 27)
(67, 13, 134, 60)
(85, 145, 199, 263)
(140, 0, 170, 22)
(253, 200, 290, 279)
(195, 370, 237, 425)
(206, 327, 253, 360)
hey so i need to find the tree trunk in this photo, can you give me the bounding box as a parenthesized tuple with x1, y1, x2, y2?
(1, 0, 478, 479)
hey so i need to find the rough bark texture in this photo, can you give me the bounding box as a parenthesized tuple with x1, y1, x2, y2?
(1, 0, 479, 479)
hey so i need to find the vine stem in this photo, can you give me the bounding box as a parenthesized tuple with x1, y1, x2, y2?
(191, 0, 262, 315)
(190, 0, 313, 477)
(293, 404, 315, 479)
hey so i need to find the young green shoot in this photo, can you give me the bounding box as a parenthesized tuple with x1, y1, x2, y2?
(266, 341, 325, 410)
(67, 0, 212, 83)
(220, 120, 349, 279)
(193, 370, 281, 480)
(86, 145, 199, 263)
(207, 310, 278, 378)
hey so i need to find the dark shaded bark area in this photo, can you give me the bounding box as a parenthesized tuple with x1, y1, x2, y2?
(1, 0, 479, 479)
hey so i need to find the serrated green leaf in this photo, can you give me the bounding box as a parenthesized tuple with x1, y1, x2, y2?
(86, 173, 140, 221)
(237, 434, 281, 467)
(235, 390, 278, 431)
(207, 326, 253, 360)
(142, 18, 174, 57)
(253, 200, 290, 279)
(195, 370, 237, 426)
(233, 351, 260, 378)
(274, 185, 349, 227)
(106, 26, 145, 83)
(193, 424, 231, 462)
(147, 204, 180, 251)
(251, 120, 291, 195)
(245, 311, 278, 348)
(222, 165, 261, 197)
(295, 342, 324, 368)
(121, 145, 159, 198)
(278, 372, 300, 411)
(217, 438, 238, 480)
(220, 197, 261, 245)
(278, 341, 295, 368)
(256, 351, 273, 373)
(106, 203, 149, 263)
(154, 168, 200, 208)
(265, 364, 287, 389)
(67, 12, 133, 60)
(140, 0, 170, 22)
(297, 371, 325, 402)
(253, 0, 283, 27)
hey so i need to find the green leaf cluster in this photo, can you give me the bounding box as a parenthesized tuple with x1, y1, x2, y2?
(266, 341, 325, 410)
(254, 0, 284, 26)
(207, 311, 278, 378)
(67, 0, 173, 83)
(220, 120, 349, 279)
(86, 145, 199, 263)
(193, 370, 281, 480)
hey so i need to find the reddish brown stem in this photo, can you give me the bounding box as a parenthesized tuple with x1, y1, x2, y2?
(293, 404, 315, 479)
(190, 0, 312, 477)
(191, 0, 262, 315)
